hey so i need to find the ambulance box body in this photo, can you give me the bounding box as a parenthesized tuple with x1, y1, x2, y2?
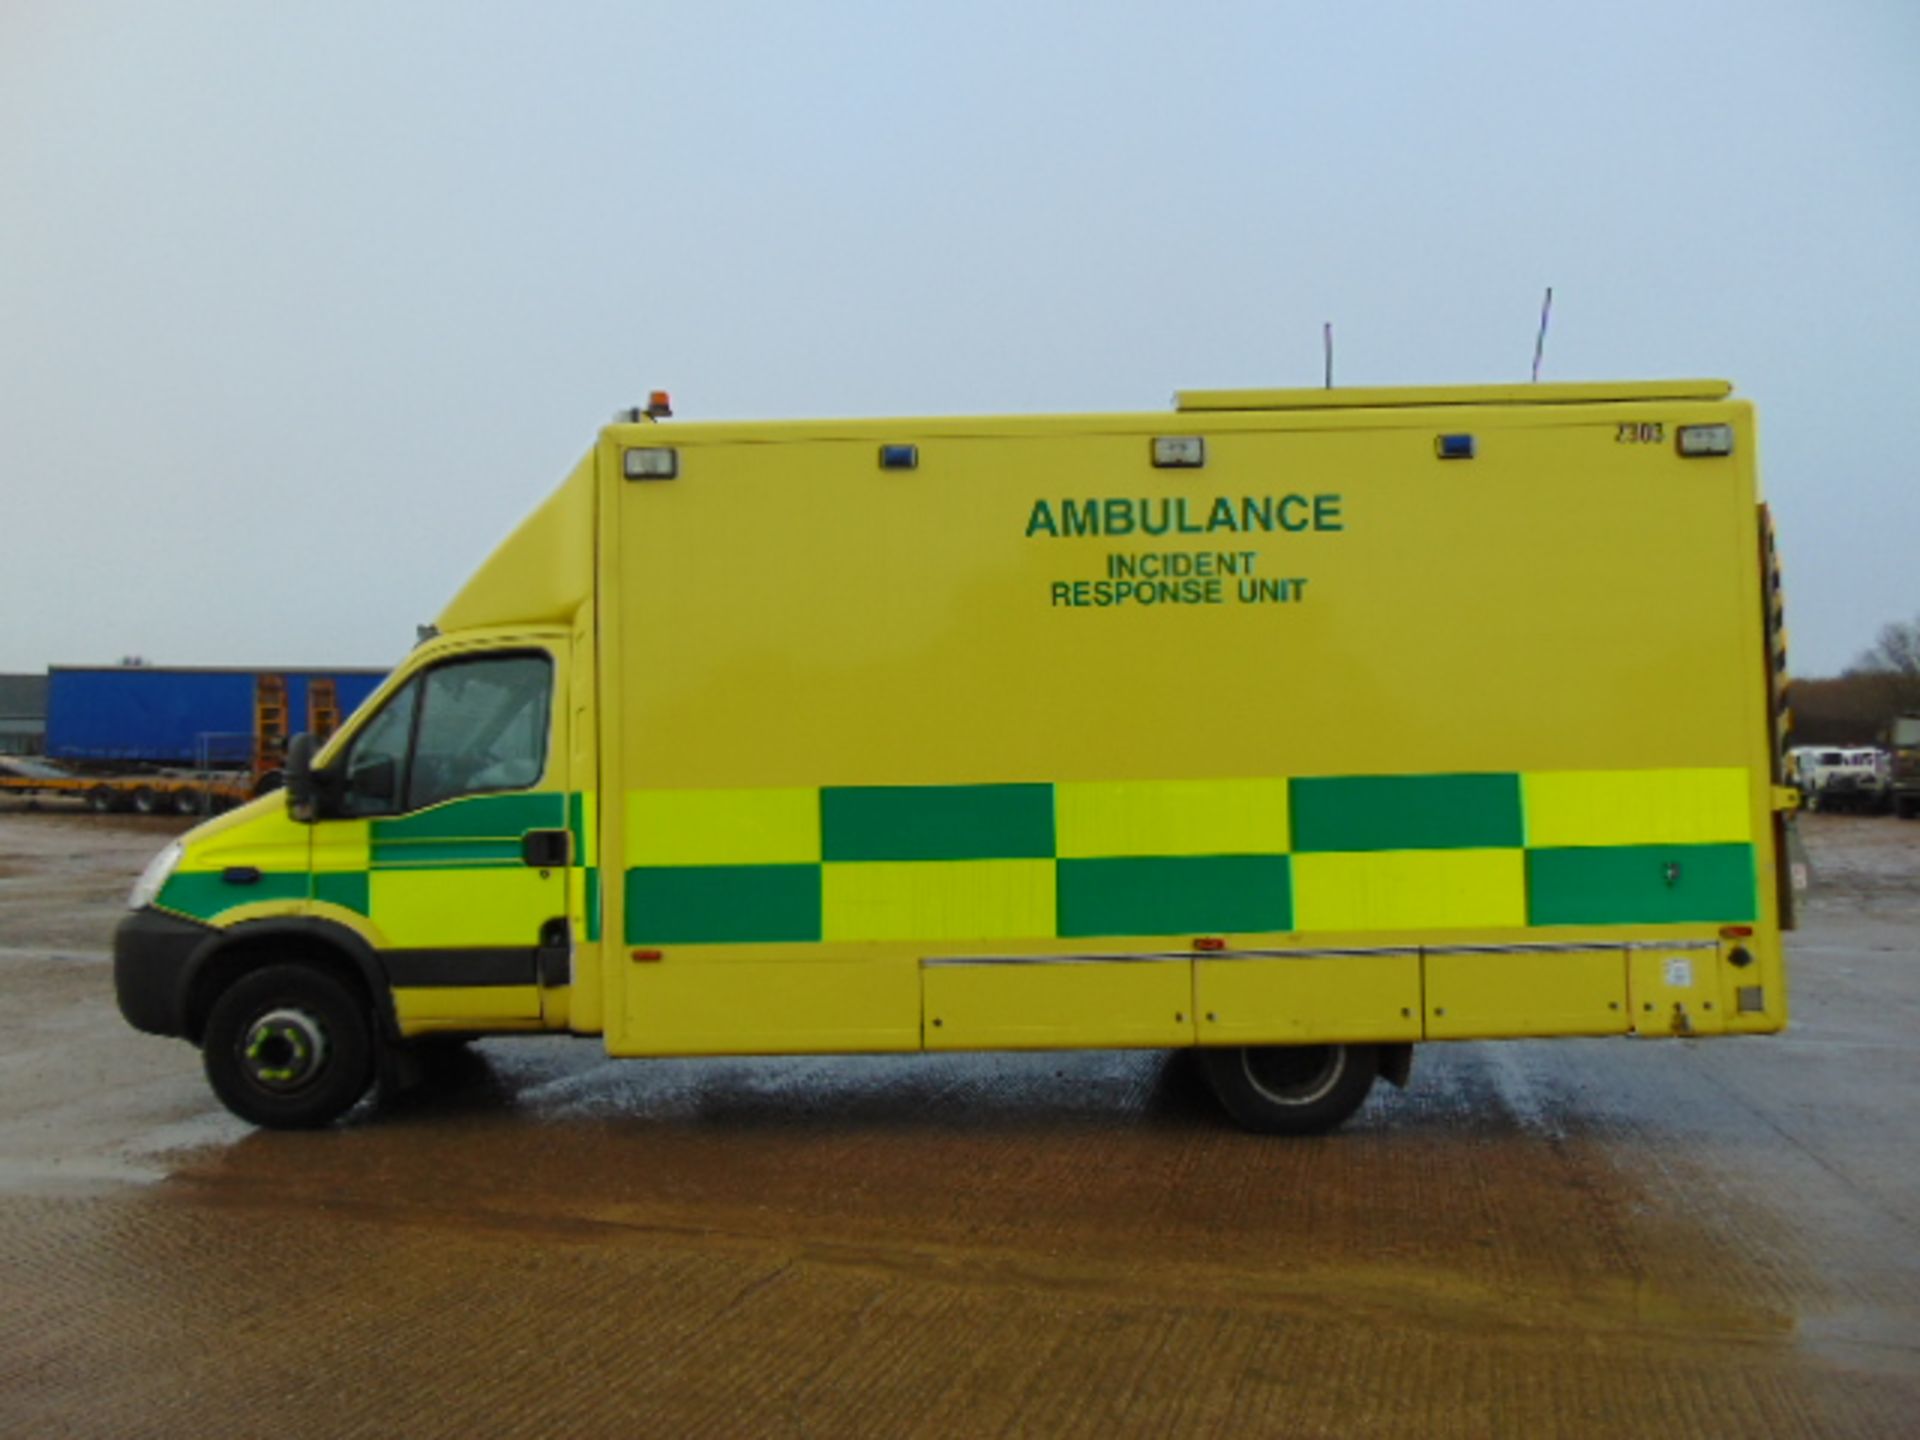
(114, 380, 1793, 1132)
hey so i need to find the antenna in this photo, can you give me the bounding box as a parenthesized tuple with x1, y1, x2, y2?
(1530, 286, 1554, 382)
(1323, 322, 1333, 389)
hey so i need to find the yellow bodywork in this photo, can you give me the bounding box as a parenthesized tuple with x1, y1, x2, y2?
(161, 381, 1791, 1054)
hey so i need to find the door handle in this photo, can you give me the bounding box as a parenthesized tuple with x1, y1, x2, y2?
(522, 829, 571, 868)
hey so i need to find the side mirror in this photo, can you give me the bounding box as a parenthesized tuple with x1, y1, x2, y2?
(285, 733, 317, 822)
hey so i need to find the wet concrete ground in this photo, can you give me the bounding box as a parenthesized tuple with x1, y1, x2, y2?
(1, 802, 1917, 1436)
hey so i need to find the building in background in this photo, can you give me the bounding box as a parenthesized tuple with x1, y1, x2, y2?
(0, 674, 48, 755)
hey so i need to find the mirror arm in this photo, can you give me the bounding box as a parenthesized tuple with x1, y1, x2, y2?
(308, 764, 341, 822)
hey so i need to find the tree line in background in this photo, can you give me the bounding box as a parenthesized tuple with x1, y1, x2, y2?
(1792, 613, 1920, 745)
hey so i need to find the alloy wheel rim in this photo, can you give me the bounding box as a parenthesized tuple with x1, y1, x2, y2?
(240, 1008, 329, 1092)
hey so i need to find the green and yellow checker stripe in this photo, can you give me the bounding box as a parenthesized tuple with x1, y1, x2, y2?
(160, 790, 608, 944)
(621, 769, 1758, 946)
(569, 790, 600, 941)
(358, 793, 564, 949)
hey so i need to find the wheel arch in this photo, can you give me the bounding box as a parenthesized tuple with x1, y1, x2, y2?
(184, 917, 397, 1047)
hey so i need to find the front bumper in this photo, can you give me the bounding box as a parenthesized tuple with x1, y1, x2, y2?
(114, 907, 217, 1038)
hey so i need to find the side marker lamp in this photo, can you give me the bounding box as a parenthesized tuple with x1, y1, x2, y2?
(623, 447, 679, 481)
(1677, 424, 1734, 457)
(1436, 434, 1476, 460)
(879, 444, 919, 470)
(1152, 436, 1206, 469)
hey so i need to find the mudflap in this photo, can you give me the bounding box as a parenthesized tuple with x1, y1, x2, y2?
(1377, 1042, 1414, 1090)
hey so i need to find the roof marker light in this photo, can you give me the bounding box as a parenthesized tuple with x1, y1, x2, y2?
(646, 390, 672, 419)
(623, 447, 679, 481)
(1677, 424, 1734, 457)
(1436, 434, 1476, 460)
(879, 444, 919, 470)
(1152, 436, 1206, 469)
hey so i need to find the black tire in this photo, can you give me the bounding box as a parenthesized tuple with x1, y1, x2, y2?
(1198, 1043, 1379, 1135)
(172, 788, 201, 816)
(86, 786, 116, 813)
(1898, 796, 1919, 821)
(131, 786, 160, 815)
(202, 964, 375, 1129)
(409, 1033, 475, 1055)
(252, 771, 284, 798)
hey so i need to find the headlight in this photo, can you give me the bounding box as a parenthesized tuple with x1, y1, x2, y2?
(128, 842, 183, 911)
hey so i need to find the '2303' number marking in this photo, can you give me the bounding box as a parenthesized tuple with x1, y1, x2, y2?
(1616, 422, 1665, 443)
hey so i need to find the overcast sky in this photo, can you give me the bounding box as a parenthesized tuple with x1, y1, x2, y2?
(3, 1, 1916, 678)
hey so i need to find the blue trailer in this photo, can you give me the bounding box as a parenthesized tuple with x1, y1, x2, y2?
(45, 667, 386, 767)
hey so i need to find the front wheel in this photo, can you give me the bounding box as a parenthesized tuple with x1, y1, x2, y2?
(1198, 1043, 1379, 1135)
(203, 965, 374, 1128)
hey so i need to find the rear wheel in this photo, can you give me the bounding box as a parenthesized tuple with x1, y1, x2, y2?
(203, 965, 375, 1128)
(1898, 796, 1919, 820)
(1198, 1043, 1379, 1135)
(172, 788, 202, 816)
(131, 786, 161, 815)
(86, 786, 116, 813)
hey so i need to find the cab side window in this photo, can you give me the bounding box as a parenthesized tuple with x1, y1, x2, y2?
(336, 654, 552, 817)
(408, 655, 552, 810)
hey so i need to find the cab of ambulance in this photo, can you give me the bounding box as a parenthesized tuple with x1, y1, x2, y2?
(114, 632, 577, 1131)
(300, 638, 577, 1029)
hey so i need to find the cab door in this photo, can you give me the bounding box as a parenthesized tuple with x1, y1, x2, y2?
(309, 644, 571, 1031)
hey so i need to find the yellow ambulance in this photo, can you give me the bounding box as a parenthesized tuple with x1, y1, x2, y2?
(114, 380, 1795, 1133)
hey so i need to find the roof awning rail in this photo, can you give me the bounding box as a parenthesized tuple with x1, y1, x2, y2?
(1174, 380, 1734, 412)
